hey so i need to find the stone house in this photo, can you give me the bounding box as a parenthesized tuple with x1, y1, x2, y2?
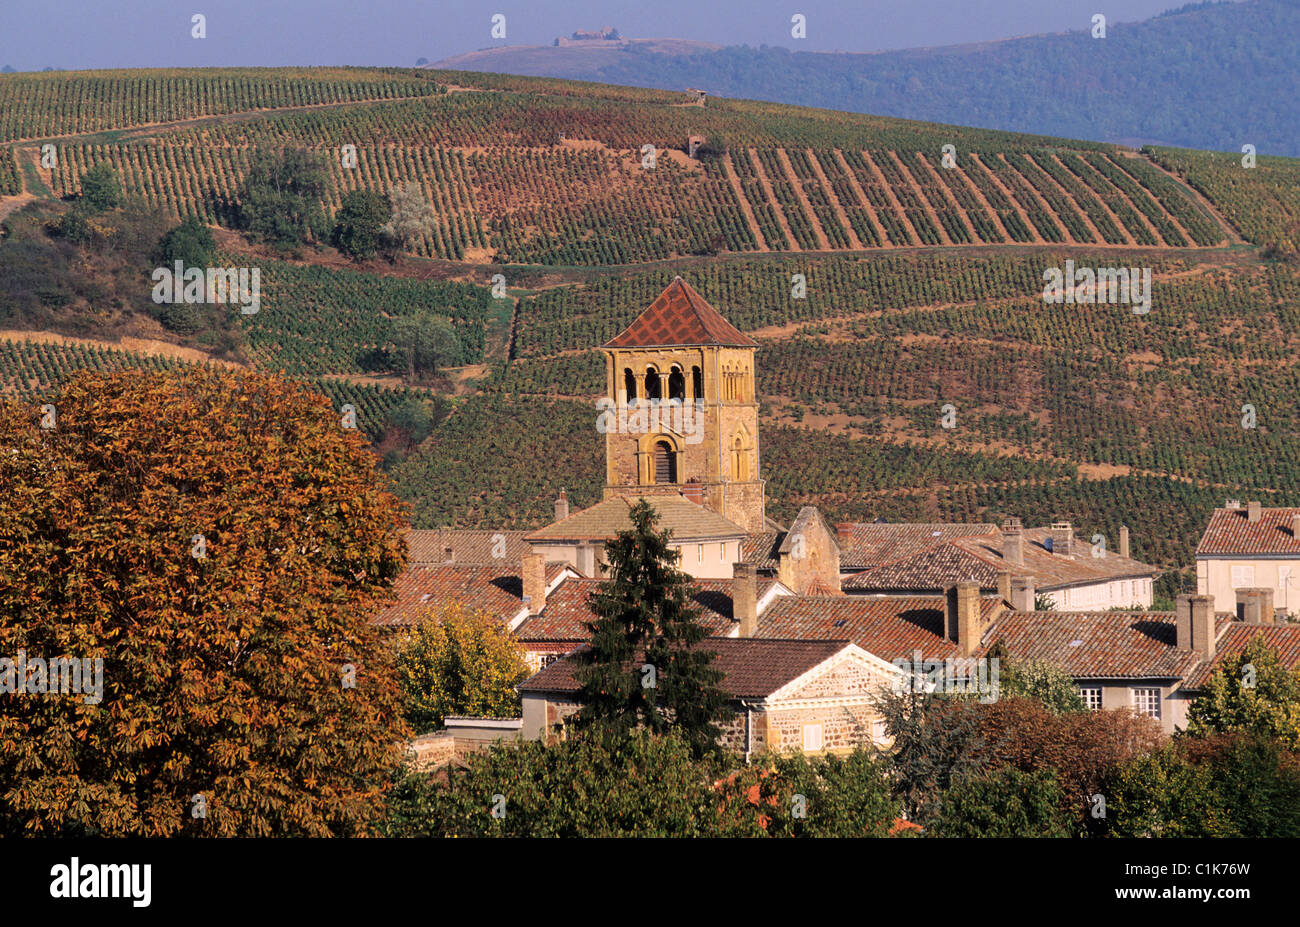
(517, 638, 903, 757)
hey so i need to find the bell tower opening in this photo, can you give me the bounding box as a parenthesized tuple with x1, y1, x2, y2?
(653, 440, 677, 484)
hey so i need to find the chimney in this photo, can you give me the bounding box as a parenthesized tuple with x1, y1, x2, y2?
(1001, 518, 1024, 566)
(554, 489, 569, 522)
(576, 540, 596, 578)
(443, 546, 454, 563)
(1292, 513, 1300, 539)
(836, 523, 853, 547)
(1236, 588, 1262, 624)
(522, 551, 546, 616)
(1191, 594, 1215, 659)
(1010, 575, 1036, 612)
(1247, 501, 1262, 523)
(1175, 594, 1192, 650)
(1118, 524, 1130, 559)
(1259, 587, 1275, 625)
(733, 562, 758, 638)
(946, 580, 983, 657)
(997, 570, 1011, 602)
(1050, 522, 1073, 557)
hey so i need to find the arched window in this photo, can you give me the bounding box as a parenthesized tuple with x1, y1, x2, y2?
(644, 367, 661, 400)
(692, 366, 703, 401)
(653, 441, 677, 484)
(668, 366, 685, 401)
(732, 435, 749, 481)
(624, 368, 637, 402)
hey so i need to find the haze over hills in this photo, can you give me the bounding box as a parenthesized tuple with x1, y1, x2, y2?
(429, 0, 1300, 156)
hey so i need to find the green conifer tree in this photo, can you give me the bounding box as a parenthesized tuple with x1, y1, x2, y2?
(572, 499, 730, 756)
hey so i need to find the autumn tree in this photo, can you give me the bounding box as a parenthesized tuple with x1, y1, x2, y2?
(1186, 636, 1300, 747)
(571, 499, 730, 757)
(394, 602, 530, 732)
(0, 367, 410, 836)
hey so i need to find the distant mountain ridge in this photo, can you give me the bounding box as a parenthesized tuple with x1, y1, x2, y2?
(428, 0, 1300, 156)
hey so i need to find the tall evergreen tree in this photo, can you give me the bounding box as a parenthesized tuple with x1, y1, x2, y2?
(572, 499, 730, 756)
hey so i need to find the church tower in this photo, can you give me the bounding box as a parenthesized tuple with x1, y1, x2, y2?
(599, 276, 766, 532)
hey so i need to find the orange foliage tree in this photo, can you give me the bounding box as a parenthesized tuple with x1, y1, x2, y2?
(0, 367, 411, 836)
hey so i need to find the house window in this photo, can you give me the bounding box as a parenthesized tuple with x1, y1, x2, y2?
(802, 723, 824, 752)
(1131, 687, 1161, 719)
(1079, 687, 1102, 711)
(1230, 565, 1255, 588)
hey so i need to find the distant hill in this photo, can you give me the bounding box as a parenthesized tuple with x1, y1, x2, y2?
(433, 37, 722, 80)
(428, 0, 1300, 157)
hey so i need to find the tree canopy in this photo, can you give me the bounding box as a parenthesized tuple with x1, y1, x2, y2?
(0, 367, 410, 836)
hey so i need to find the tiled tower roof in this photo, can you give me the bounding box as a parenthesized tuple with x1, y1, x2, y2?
(602, 277, 758, 349)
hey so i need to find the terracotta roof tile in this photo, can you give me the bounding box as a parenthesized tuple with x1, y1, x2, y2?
(1196, 507, 1300, 556)
(980, 610, 1202, 678)
(742, 531, 784, 572)
(843, 541, 1002, 593)
(526, 494, 746, 543)
(1185, 623, 1300, 688)
(755, 595, 1001, 662)
(602, 277, 758, 349)
(518, 638, 849, 698)
(374, 562, 569, 629)
(515, 577, 777, 641)
(836, 523, 998, 571)
(403, 528, 530, 566)
(956, 529, 1161, 589)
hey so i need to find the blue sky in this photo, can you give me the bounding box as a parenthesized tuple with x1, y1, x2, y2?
(0, 0, 1204, 70)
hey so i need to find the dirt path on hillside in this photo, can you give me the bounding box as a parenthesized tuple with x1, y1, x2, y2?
(747, 148, 802, 251)
(967, 154, 1046, 245)
(774, 148, 831, 250)
(10, 93, 445, 146)
(831, 150, 893, 249)
(1128, 151, 1244, 246)
(0, 329, 243, 367)
(722, 153, 768, 250)
(807, 151, 863, 249)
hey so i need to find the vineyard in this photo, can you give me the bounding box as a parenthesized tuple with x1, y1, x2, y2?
(8, 68, 1237, 267)
(0, 147, 19, 196)
(0, 68, 444, 142)
(1148, 146, 1300, 249)
(231, 256, 495, 375)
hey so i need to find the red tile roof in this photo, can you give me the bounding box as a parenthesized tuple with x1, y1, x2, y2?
(518, 638, 850, 699)
(514, 577, 777, 641)
(843, 541, 1002, 593)
(403, 528, 530, 566)
(602, 277, 758, 349)
(979, 610, 1203, 679)
(1185, 623, 1300, 688)
(373, 563, 567, 629)
(836, 523, 999, 571)
(1196, 507, 1300, 557)
(755, 595, 1001, 662)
